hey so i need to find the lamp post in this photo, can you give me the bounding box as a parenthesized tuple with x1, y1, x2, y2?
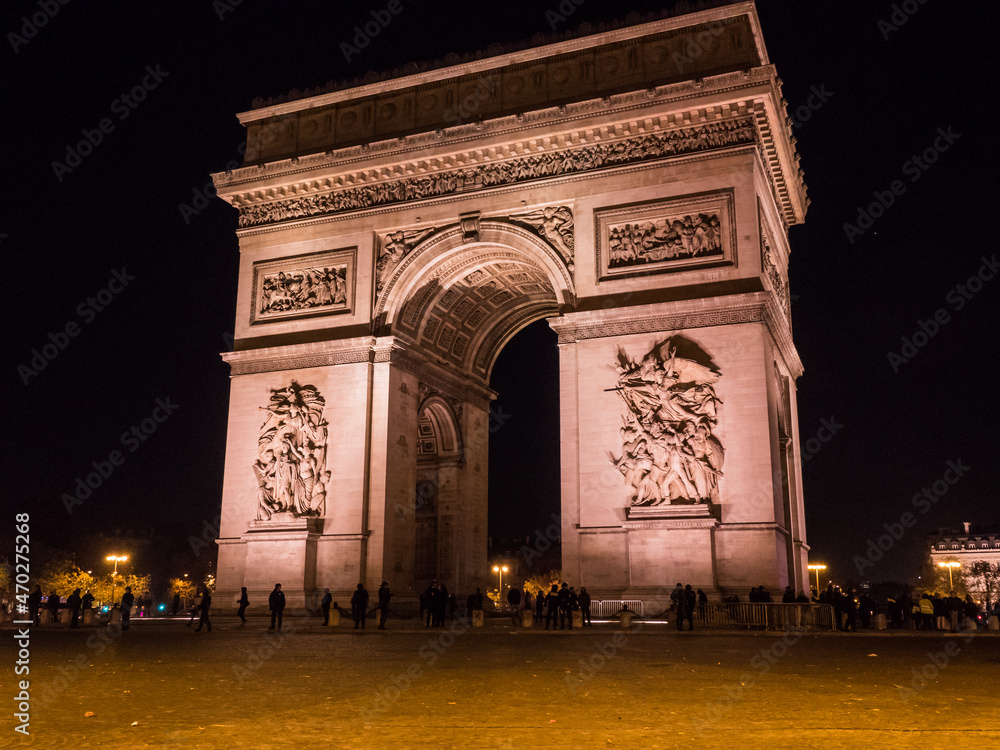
(938, 561, 960, 590)
(107, 555, 128, 605)
(807, 564, 827, 595)
(492, 564, 508, 605)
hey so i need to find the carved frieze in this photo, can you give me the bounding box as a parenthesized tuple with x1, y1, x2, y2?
(253, 381, 330, 522)
(760, 222, 790, 319)
(596, 190, 735, 280)
(508, 206, 574, 266)
(251, 249, 355, 324)
(237, 117, 756, 228)
(611, 337, 725, 508)
(376, 227, 436, 292)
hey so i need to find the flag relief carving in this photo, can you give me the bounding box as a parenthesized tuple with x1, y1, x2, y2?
(611, 337, 725, 507)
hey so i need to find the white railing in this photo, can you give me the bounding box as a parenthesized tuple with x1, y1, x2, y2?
(696, 602, 836, 630)
(591, 599, 645, 617)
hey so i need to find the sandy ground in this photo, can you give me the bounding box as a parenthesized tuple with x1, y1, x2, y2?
(5, 613, 999, 749)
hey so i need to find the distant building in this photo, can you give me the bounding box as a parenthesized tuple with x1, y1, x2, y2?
(928, 522, 1000, 565)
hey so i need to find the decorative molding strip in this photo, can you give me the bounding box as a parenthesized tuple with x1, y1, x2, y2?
(235, 116, 757, 228)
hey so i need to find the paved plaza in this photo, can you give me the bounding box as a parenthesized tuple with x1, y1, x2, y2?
(6, 615, 999, 749)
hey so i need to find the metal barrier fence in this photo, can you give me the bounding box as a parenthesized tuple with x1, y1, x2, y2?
(696, 602, 836, 630)
(591, 600, 646, 617)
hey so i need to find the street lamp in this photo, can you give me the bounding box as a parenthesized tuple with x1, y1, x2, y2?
(938, 561, 960, 590)
(492, 565, 508, 599)
(107, 555, 128, 605)
(807, 564, 827, 594)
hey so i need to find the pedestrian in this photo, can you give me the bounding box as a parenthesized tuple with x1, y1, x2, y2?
(121, 587, 135, 631)
(321, 588, 332, 625)
(268, 583, 286, 630)
(171, 592, 181, 616)
(378, 581, 392, 629)
(434, 584, 448, 627)
(67, 588, 82, 628)
(28, 585, 42, 626)
(544, 585, 559, 630)
(507, 586, 522, 624)
(194, 588, 212, 632)
(579, 587, 592, 626)
(472, 588, 484, 612)
(671, 583, 685, 630)
(523, 590, 534, 621)
(557, 583, 572, 629)
(47, 592, 61, 624)
(237, 587, 249, 624)
(426, 582, 438, 627)
(351, 583, 369, 629)
(535, 588, 545, 622)
(82, 589, 95, 613)
(684, 585, 696, 631)
(187, 590, 202, 627)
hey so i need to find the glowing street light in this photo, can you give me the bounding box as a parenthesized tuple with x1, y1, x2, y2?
(938, 561, 960, 590)
(807, 564, 827, 594)
(107, 555, 128, 604)
(492, 564, 508, 596)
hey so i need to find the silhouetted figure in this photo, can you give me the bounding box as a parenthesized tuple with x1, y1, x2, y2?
(120, 587, 135, 631)
(535, 590, 545, 622)
(194, 589, 212, 632)
(578, 587, 592, 626)
(544, 585, 559, 630)
(671, 583, 686, 630)
(684, 585, 696, 631)
(67, 589, 82, 628)
(268, 583, 285, 630)
(321, 588, 332, 625)
(426, 583, 439, 627)
(28, 586, 42, 626)
(171, 593, 181, 616)
(434, 584, 448, 627)
(237, 587, 249, 624)
(378, 582, 392, 629)
(47, 592, 60, 623)
(558, 583, 572, 629)
(351, 583, 369, 629)
(82, 590, 94, 613)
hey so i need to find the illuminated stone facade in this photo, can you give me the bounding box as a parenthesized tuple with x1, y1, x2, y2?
(212, 2, 811, 609)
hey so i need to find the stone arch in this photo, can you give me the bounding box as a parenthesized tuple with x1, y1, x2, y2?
(377, 220, 574, 380)
(416, 394, 462, 460)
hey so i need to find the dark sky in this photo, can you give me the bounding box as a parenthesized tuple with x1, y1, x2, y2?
(4, 0, 997, 586)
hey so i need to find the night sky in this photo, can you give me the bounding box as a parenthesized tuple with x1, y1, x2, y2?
(4, 1, 997, 587)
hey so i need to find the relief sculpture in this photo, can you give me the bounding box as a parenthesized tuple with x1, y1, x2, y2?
(508, 206, 575, 264)
(376, 227, 437, 291)
(259, 265, 347, 315)
(610, 338, 725, 506)
(253, 381, 330, 521)
(608, 213, 721, 268)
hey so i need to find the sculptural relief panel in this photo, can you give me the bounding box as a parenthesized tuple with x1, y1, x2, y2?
(253, 381, 330, 521)
(251, 249, 355, 325)
(610, 336, 725, 508)
(595, 190, 735, 281)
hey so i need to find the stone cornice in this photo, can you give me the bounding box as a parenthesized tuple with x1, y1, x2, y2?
(550, 291, 803, 378)
(221, 337, 382, 375)
(213, 67, 807, 228)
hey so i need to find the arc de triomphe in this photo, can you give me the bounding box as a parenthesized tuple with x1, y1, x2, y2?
(212, 2, 810, 610)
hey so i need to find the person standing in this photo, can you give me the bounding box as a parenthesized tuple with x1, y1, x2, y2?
(268, 583, 286, 630)
(578, 587, 592, 627)
(321, 588, 332, 626)
(684, 585, 696, 631)
(378, 581, 392, 630)
(237, 587, 249, 624)
(82, 589, 95, 614)
(28, 585, 43, 626)
(67, 589, 82, 629)
(544, 585, 559, 630)
(351, 583, 369, 629)
(194, 589, 212, 632)
(120, 587, 135, 631)
(557, 583, 572, 630)
(47, 592, 61, 624)
(671, 583, 685, 631)
(535, 588, 545, 623)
